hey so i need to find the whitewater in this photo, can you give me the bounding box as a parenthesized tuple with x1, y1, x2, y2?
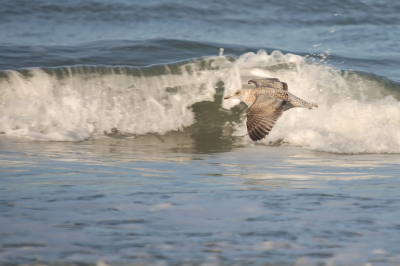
(1, 49, 399, 154)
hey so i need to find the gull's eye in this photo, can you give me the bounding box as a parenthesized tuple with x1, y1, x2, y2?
(236, 91, 240, 95)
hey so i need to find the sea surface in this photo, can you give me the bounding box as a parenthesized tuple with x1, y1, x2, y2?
(1, 1, 400, 265)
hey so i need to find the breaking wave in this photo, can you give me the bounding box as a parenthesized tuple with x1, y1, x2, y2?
(1, 49, 400, 153)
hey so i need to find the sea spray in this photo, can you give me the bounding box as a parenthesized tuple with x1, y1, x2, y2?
(1, 50, 400, 153)
(0, 62, 220, 141)
(223, 50, 400, 153)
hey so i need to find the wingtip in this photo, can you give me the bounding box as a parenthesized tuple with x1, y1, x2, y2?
(248, 130, 268, 141)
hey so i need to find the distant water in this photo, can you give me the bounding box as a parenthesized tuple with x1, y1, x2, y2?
(1, 1, 400, 265)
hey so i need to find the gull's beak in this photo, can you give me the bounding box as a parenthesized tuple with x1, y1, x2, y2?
(224, 95, 232, 100)
(248, 80, 255, 85)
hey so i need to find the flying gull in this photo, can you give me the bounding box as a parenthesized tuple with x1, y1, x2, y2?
(224, 78, 318, 141)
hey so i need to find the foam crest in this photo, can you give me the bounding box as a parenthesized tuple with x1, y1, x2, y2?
(0, 63, 220, 141)
(1, 50, 399, 153)
(224, 50, 400, 153)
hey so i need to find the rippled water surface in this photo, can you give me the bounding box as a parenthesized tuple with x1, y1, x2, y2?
(1, 138, 400, 265)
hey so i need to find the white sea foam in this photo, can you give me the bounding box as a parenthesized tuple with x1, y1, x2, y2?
(1, 50, 400, 153)
(0, 63, 220, 141)
(223, 50, 400, 153)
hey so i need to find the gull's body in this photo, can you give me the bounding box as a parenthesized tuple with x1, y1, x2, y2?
(224, 78, 318, 141)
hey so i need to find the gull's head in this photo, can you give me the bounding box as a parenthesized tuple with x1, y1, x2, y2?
(224, 89, 247, 101)
(248, 80, 257, 85)
(224, 89, 254, 106)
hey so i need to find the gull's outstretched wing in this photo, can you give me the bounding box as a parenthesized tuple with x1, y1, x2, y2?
(248, 78, 288, 91)
(246, 94, 287, 141)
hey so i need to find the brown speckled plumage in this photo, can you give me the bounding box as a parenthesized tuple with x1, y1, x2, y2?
(224, 78, 318, 141)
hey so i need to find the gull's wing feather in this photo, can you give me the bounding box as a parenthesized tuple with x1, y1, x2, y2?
(246, 94, 287, 141)
(248, 78, 288, 91)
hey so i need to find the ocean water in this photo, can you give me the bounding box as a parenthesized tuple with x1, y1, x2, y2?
(1, 0, 400, 265)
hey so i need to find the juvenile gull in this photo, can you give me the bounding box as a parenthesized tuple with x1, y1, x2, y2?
(224, 78, 318, 141)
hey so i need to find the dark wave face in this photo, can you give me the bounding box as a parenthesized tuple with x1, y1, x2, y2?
(0, 39, 253, 71)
